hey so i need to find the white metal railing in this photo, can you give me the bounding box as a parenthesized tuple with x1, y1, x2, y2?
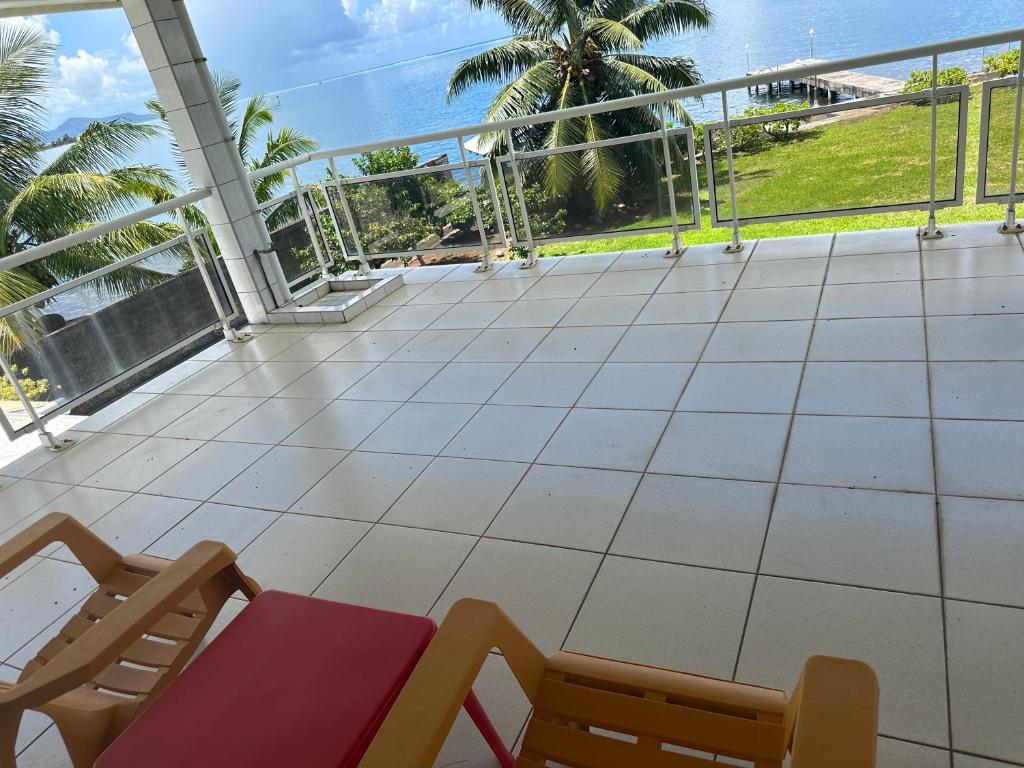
(0, 188, 241, 447)
(247, 27, 1024, 265)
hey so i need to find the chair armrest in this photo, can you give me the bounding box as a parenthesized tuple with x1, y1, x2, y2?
(0, 513, 120, 583)
(0, 540, 242, 712)
(786, 655, 879, 768)
(358, 598, 546, 768)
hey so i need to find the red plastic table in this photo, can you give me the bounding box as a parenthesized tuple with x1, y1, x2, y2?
(96, 590, 513, 768)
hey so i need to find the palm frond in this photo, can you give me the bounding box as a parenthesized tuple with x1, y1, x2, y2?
(611, 53, 703, 89)
(41, 121, 164, 176)
(582, 18, 643, 52)
(0, 267, 46, 356)
(238, 93, 275, 162)
(465, 0, 550, 36)
(543, 77, 586, 196)
(621, 0, 712, 41)
(578, 106, 626, 211)
(448, 38, 550, 101)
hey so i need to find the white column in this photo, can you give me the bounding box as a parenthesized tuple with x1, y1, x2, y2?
(122, 0, 291, 324)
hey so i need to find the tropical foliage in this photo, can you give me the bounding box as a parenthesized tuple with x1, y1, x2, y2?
(902, 66, 970, 94)
(447, 0, 712, 212)
(1, 23, 180, 355)
(983, 47, 1020, 77)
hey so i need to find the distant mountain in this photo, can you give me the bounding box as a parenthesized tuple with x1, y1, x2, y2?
(41, 112, 156, 144)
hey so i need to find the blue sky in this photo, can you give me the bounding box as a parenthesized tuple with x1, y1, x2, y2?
(9, 0, 509, 127)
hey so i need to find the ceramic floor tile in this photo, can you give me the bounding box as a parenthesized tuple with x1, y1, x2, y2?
(323, 303, 397, 332)
(922, 244, 1024, 280)
(722, 286, 820, 322)
(925, 276, 1024, 315)
(438, 262, 495, 283)
(493, 257, 561, 278)
(566, 557, 753, 677)
(610, 474, 774, 571)
(527, 326, 626, 363)
(546, 252, 617, 275)
(282, 399, 400, 450)
(539, 408, 668, 472)
(876, 738, 950, 768)
(934, 419, 1024, 500)
(144, 440, 269, 501)
(214, 398, 331, 444)
(0, 558, 93, 662)
(275, 361, 378, 398)
(585, 268, 668, 296)
(135, 359, 210, 393)
(146, 502, 279, 559)
(798, 362, 930, 417)
(218, 332, 305, 361)
(784, 415, 934, 493)
(2, 487, 130, 553)
(388, 329, 480, 362)
(212, 445, 346, 511)
(104, 394, 208, 436)
(676, 242, 751, 265)
(487, 465, 640, 551)
(157, 395, 264, 439)
(406, 280, 477, 305)
(702, 320, 812, 362)
(578, 362, 691, 410)
(809, 317, 926, 361)
(455, 328, 548, 362)
(635, 291, 730, 324)
(339, 361, 444, 401)
(30, 433, 144, 485)
(237, 514, 370, 595)
(610, 248, 675, 271)
(383, 457, 528, 534)
(738, 577, 948, 746)
(921, 222, 1021, 250)
(291, 451, 430, 521)
(832, 227, 918, 257)
(81, 436, 201, 492)
(443, 405, 566, 462)
(314, 525, 475, 614)
(326, 330, 417, 361)
(827, 251, 921, 284)
(609, 324, 713, 362)
(558, 295, 647, 326)
(819, 281, 923, 318)
(12, 724, 73, 768)
(73, 392, 157, 432)
(930, 362, 1024, 420)
(490, 363, 599, 407)
(926, 315, 1024, 360)
(463, 278, 538, 303)
(650, 412, 789, 482)
(429, 301, 512, 328)
(678, 362, 802, 413)
(377, 283, 428, 305)
(490, 298, 574, 328)
(358, 402, 477, 455)
(521, 273, 598, 300)
(941, 496, 1024, 607)
(411, 362, 517, 404)
(82, 494, 201, 556)
(0, 479, 72, 533)
(752, 233, 833, 260)
(430, 538, 601, 652)
(762, 484, 940, 593)
(658, 263, 745, 293)
(370, 303, 453, 331)
(267, 332, 361, 362)
(165, 361, 261, 396)
(399, 265, 454, 284)
(946, 600, 1024, 763)
(737, 257, 827, 289)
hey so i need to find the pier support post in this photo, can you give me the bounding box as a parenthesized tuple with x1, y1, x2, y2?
(999, 37, 1024, 234)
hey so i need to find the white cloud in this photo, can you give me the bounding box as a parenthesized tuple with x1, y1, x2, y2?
(116, 31, 147, 74)
(6, 14, 61, 44)
(46, 32, 151, 115)
(361, 0, 461, 36)
(340, 0, 360, 18)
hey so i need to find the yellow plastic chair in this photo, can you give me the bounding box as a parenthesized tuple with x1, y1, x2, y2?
(359, 598, 879, 768)
(0, 513, 258, 768)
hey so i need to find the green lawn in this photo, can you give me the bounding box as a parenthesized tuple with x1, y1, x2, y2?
(539, 85, 1017, 256)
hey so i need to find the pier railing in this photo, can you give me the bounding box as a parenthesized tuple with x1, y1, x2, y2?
(248, 26, 1024, 268)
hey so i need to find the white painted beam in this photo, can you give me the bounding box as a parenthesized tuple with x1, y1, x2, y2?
(0, 0, 120, 17)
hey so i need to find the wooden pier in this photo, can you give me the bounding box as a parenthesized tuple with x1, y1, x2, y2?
(748, 58, 904, 100)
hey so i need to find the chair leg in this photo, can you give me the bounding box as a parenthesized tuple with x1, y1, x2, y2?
(462, 690, 514, 768)
(0, 711, 21, 768)
(49, 709, 114, 768)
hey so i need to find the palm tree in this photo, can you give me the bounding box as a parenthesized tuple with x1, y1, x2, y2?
(447, 0, 711, 210)
(1, 23, 180, 355)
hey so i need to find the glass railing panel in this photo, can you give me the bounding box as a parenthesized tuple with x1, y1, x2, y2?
(706, 89, 966, 224)
(0, 241, 229, 432)
(260, 194, 320, 283)
(980, 79, 1024, 200)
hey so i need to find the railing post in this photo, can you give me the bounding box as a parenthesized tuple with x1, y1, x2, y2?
(458, 136, 493, 272)
(0, 349, 72, 451)
(505, 129, 538, 268)
(720, 91, 744, 253)
(493, 160, 521, 247)
(290, 168, 332, 278)
(176, 209, 250, 342)
(921, 53, 944, 239)
(1000, 39, 1024, 234)
(484, 161, 511, 250)
(328, 158, 371, 276)
(658, 100, 682, 257)
(317, 181, 352, 265)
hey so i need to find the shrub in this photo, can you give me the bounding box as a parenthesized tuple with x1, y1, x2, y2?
(902, 66, 970, 93)
(983, 48, 1021, 77)
(0, 365, 49, 402)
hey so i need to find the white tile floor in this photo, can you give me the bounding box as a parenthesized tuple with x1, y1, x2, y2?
(3, 223, 1024, 766)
